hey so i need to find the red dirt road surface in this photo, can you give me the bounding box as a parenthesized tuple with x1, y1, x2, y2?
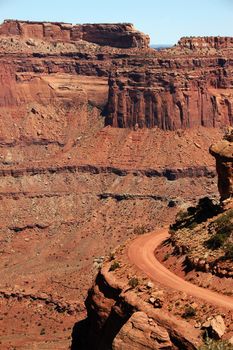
(128, 229, 233, 311)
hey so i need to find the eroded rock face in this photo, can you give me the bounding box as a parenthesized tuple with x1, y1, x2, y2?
(79, 268, 200, 350)
(112, 311, 172, 350)
(0, 20, 232, 131)
(210, 132, 233, 200)
(0, 20, 150, 48)
(178, 36, 233, 50)
(0, 19, 231, 348)
(105, 56, 233, 130)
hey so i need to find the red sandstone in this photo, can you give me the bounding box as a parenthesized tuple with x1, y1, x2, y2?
(0, 20, 232, 349)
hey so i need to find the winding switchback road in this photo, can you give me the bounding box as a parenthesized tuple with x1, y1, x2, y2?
(128, 229, 233, 311)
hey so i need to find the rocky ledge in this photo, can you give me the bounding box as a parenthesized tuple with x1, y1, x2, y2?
(73, 233, 233, 349)
(75, 264, 201, 350)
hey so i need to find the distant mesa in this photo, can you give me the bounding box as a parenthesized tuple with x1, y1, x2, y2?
(0, 19, 150, 49)
(178, 36, 233, 50)
(0, 20, 233, 132)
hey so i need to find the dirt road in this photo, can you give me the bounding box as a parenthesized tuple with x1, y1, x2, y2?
(128, 229, 233, 310)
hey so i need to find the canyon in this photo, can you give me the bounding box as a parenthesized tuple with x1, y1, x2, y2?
(0, 19, 232, 349)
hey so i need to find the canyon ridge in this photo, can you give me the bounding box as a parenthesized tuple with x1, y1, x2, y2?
(0, 19, 232, 349)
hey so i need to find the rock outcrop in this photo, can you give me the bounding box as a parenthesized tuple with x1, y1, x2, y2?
(210, 130, 233, 200)
(178, 36, 233, 50)
(1, 19, 233, 348)
(112, 311, 172, 350)
(0, 20, 232, 131)
(105, 54, 233, 129)
(77, 267, 200, 350)
(0, 20, 150, 48)
(202, 315, 226, 340)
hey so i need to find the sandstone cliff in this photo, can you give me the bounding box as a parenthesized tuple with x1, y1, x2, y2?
(0, 21, 233, 130)
(178, 36, 233, 50)
(0, 20, 232, 131)
(0, 20, 232, 348)
(74, 265, 201, 350)
(0, 20, 150, 48)
(105, 54, 233, 129)
(210, 130, 233, 200)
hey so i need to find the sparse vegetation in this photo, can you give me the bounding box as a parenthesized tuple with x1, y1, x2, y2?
(163, 253, 171, 261)
(181, 306, 196, 319)
(87, 102, 94, 113)
(205, 209, 233, 256)
(128, 277, 139, 288)
(40, 328, 46, 336)
(171, 197, 233, 264)
(170, 197, 221, 232)
(199, 338, 233, 350)
(225, 243, 233, 259)
(108, 252, 115, 261)
(206, 233, 227, 249)
(109, 261, 120, 272)
(133, 225, 148, 235)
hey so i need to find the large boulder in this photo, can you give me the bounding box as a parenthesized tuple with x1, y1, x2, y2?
(202, 315, 226, 339)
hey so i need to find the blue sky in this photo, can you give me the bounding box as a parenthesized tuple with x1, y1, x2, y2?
(0, 0, 232, 44)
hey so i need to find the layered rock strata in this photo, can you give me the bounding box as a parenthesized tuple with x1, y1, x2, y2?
(178, 36, 233, 50)
(105, 54, 233, 129)
(0, 20, 150, 48)
(79, 266, 200, 350)
(0, 20, 233, 348)
(0, 20, 232, 131)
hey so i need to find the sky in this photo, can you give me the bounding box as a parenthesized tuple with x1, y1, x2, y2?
(0, 0, 232, 44)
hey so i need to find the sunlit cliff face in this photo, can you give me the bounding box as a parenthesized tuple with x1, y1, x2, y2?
(210, 129, 233, 201)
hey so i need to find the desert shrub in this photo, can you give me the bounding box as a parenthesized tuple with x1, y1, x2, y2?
(109, 261, 120, 272)
(170, 197, 221, 232)
(215, 210, 233, 236)
(182, 306, 196, 319)
(163, 253, 170, 261)
(87, 103, 94, 113)
(199, 338, 233, 350)
(206, 233, 227, 249)
(133, 225, 148, 235)
(40, 328, 46, 336)
(224, 243, 233, 260)
(128, 277, 139, 288)
(176, 210, 190, 221)
(205, 210, 233, 250)
(188, 221, 198, 230)
(108, 252, 115, 261)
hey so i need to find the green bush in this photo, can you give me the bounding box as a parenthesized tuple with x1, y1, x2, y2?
(40, 328, 46, 336)
(170, 197, 221, 232)
(108, 252, 115, 261)
(163, 253, 170, 261)
(87, 103, 94, 113)
(206, 233, 227, 249)
(205, 210, 233, 251)
(133, 225, 148, 235)
(225, 243, 233, 260)
(128, 277, 139, 288)
(109, 261, 120, 272)
(199, 338, 233, 350)
(182, 306, 196, 319)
